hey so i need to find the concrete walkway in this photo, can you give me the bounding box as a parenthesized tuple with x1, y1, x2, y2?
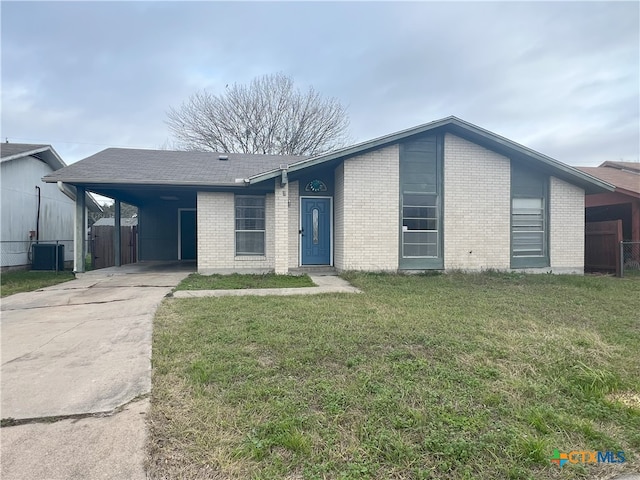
(1, 262, 192, 480)
(173, 273, 361, 298)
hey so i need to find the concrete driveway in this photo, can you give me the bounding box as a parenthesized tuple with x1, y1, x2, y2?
(1, 262, 193, 480)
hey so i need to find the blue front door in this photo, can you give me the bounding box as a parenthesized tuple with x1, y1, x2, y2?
(301, 198, 331, 265)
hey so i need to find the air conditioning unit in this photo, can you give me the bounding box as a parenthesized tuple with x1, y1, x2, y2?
(32, 244, 65, 271)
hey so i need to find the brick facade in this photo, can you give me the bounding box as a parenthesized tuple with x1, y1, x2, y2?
(197, 191, 274, 274)
(335, 145, 399, 271)
(549, 176, 585, 273)
(274, 180, 289, 274)
(443, 134, 511, 271)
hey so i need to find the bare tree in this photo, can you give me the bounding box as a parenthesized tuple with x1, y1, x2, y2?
(166, 73, 350, 156)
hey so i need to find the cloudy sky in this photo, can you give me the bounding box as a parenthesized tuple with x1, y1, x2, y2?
(2, 1, 639, 168)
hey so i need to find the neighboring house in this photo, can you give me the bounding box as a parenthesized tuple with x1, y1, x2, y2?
(43, 116, 613, 274)
(576, 161, 640, 271)
(576, 161, 640, 243)
(1, 143, 101, 270)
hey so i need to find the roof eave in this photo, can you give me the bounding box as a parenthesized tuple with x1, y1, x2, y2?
(567, 170, 616, 194)
(42, 177, 250, 189)
(52, 181, 102, 212)
(612, 186, 640, 199)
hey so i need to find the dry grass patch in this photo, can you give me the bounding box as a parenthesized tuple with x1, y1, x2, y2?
(608, 392, 640, 411)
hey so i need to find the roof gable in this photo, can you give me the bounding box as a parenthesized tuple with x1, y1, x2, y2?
(1, 143, 66, 171)
(247, 116, 613, 194)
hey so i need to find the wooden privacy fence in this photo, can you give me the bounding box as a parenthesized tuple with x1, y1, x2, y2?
(585, 220, 622, 276)
(91, 225, 137, 269)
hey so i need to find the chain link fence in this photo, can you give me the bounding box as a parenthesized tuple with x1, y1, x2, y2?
(1, 240, 76, 271)
(620, 241, 640, 277)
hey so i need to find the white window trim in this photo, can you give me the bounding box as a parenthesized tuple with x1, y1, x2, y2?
(235, 195, 266, 256)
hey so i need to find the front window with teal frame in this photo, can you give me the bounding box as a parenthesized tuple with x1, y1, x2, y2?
(399, 135, 444, 269)
(511, 163, 549, 268)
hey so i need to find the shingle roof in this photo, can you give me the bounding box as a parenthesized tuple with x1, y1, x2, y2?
(1, 143, 52, 161)
(43, 148, 308, 186)
(577, 164, 640, 197)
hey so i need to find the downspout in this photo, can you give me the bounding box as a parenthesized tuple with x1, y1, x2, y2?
(35, 186, 41, 241)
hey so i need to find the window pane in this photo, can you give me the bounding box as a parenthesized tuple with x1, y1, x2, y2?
(236, 197, 264, 208)
(403, 243, 437, 258)
(403, 219, 438, 231)
(513, 198, 542, 210)
(236, 218, 265, 230)
(404, 231, 437, 244)
(236, 231, 264, 255)
(235, 207, 265, 220)
(403, 194, 437, 206)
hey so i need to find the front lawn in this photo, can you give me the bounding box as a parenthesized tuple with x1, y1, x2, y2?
(174, 273, 315, 290)
(1, 270, 75, 297)
(149, 272, 640, 479)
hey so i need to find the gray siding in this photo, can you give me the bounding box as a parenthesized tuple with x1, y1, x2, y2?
(1, 156, 76, 267)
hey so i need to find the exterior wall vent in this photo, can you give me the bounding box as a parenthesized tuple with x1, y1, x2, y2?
(219, 155, 229, 161)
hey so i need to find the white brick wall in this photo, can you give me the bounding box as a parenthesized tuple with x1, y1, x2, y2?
(334, 164, 345, 270)
(288, 181, 300, 269)
(549, 176, 584, 273)
(197, 191, 275, 274)
(444, 134, 511, 271)
(274, 180, 289, 274)
(337, 145, 399, 271)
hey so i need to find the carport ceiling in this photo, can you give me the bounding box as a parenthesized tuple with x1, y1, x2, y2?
(80, 184, 198, 206)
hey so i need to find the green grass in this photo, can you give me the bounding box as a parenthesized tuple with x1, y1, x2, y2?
(149, 272, 640, 479)
(174, 273, 315, 290)
(1, 269, 76, 297)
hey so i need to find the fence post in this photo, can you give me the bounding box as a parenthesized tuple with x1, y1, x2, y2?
(619, 241, 624, 278)
(55, 240, 59, 273)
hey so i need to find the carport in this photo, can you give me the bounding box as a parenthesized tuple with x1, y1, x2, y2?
(41, 148, 286, 272)
(54, 181, 196, 272)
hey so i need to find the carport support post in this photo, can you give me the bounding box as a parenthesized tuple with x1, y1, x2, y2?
(74, 186, 86, 273)
(114, 199, 122, 267)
